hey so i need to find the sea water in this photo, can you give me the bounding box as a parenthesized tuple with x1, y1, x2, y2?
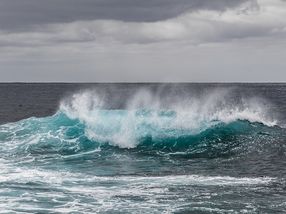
(0, 83, 285, 213)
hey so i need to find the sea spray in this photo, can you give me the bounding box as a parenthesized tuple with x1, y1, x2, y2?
(59, 88, 277, 148)
(0, 84, 286, 213)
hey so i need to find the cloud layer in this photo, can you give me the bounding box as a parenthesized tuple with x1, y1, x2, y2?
(1, 0, 285, 46)
(0, 0, 251, 31)
(0, 0, 286, 81)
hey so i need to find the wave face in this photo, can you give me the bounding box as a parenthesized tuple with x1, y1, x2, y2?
(1, 109, 283, 160)
(0, 86, 286, 213)
(1, 88, 280, 153)
(59, 88, 278, 148)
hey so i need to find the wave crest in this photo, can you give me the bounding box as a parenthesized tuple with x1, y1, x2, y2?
(59, 89, 277, 148)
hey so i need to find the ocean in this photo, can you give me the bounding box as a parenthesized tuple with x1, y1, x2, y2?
(0, 83, 285, 213)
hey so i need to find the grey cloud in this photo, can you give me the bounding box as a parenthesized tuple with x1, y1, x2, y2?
(0, 0, 284, 47)
(0, 0, 254, 32)
(0, 0, 286, 82)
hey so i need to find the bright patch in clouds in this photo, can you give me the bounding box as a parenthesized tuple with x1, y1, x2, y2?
(0, 0, 286, 81)
(1, 0, 286, 45)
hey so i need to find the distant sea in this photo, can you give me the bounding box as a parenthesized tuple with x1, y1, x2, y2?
(0, 83, 285, 213)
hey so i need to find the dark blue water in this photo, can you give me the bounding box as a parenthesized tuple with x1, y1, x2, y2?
(0, 83, 285, 213)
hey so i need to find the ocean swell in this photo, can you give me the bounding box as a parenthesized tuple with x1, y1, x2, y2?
(58, 89, 277, 149)
(0, 88, 282, 160)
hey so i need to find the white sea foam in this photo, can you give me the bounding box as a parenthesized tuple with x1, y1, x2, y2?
(0, 155, 277, 214)
(60, 88, 277, 148)
(0, 163, 274, 213)
(0, 158, 274, 186)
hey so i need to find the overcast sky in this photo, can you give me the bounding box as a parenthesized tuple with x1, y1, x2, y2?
(0, 0, 286, 82)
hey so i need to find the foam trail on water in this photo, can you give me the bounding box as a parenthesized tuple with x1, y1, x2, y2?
(60, 88, 277, 148)
(0, 85, 285, 214)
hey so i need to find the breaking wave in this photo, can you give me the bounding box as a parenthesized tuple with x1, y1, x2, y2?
(1, 85, 286, 213)
(0, 88, 283, 159)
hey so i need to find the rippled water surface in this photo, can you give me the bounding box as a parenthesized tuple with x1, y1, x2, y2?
(0, 83, 285, 213)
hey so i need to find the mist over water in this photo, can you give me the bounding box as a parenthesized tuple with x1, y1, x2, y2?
(60, 87, 277, 148)
(0, 84, 285, 213)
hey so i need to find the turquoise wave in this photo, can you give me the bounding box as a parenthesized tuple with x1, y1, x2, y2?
(0, 109, 283, 159)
